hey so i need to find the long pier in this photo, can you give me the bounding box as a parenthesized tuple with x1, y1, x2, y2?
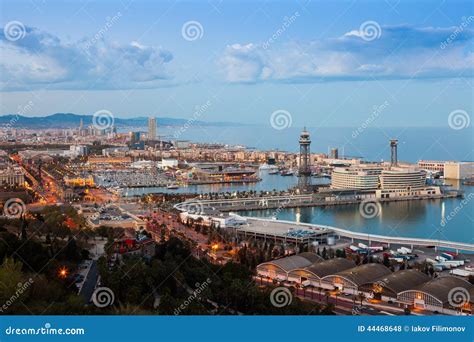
(181, 192, 458, 212)
(245, 217, 474, 253)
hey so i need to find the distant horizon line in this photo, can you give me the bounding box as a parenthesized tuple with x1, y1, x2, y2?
(0, 112, 461, 129)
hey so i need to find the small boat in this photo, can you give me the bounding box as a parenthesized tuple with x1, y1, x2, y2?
(268, 170, 279, 175)
(280, 169, 294, 176)
(259, 164, 278, 171)
(167, 184, 179, 189)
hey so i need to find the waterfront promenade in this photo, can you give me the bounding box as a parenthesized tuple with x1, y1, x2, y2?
(174, 197, 474, 252)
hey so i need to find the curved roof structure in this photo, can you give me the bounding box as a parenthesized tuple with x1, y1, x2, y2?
(257, 253, 323, 273)
(298, 252, 324, 264)
(328, 263, 392, 286)
(301, 258, 356, 278)
(368, 269, 430, 294)
(399, 276, 473, 305)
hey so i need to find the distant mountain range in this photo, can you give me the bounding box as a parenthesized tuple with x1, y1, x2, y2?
(0, 113, 243, 129)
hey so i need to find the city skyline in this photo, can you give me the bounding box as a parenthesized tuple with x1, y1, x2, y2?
(0, 0, 473, 128)
(0, 0, 473, 326)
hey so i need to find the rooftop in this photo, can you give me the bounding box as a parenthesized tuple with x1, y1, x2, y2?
(406, 276, 473, 304)
(237, 218, 330, 238)
(371, 269, 431, 294)
(258, 253, 323, 273)
(302, 258, 356, 278)
(331, 263, 392, 286)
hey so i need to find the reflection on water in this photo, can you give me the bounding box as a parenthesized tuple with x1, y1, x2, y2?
(124, 171, 324, 196)
(124, 170, 472, 243)
(241, 186, 473, 243)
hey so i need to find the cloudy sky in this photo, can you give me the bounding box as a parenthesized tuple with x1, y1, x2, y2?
(0, 0, 473, 127)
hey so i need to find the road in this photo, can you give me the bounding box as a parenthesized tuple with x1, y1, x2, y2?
(79, 260, 99, 303)
(256, 277, 406, 316)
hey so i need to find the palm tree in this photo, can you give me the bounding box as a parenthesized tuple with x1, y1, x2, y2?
(357, 292, 366, 306)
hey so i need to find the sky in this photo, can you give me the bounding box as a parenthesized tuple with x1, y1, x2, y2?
(0, 0, 473, 127)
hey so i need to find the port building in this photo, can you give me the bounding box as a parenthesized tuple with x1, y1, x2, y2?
(331, 166, 382, 190)
(256, 253, 474, 315)
(358, 269, 430, 301)
(398, 276, 473, 313)
(320, 263, 391, 294)
(286, 258, 356, 286)
(256, 252, 323, 281)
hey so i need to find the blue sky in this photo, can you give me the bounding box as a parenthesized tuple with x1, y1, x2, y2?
(0, 0, 473, 127)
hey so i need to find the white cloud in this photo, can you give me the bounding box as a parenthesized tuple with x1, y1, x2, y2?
(219, 25, 474, 83)
(0, 26, 174, 90)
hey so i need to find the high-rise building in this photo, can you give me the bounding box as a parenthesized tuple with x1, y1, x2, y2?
(148, 117, 157, 140)
(330, 148, 339, 159)
(130, 131, 141, 144)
